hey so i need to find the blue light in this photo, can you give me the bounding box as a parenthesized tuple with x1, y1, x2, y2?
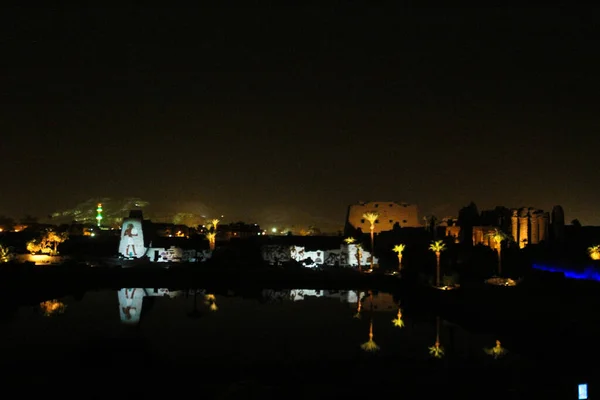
(532, 264, 600, 282)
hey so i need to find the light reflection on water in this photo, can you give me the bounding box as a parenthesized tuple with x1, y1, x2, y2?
(0, 288, 580, 397)
(0, 289, 530, 368)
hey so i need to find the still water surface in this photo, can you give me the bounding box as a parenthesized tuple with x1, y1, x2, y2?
(0, 288, 564, 398)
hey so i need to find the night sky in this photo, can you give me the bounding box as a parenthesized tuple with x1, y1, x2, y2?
(2, 7, 599, 229)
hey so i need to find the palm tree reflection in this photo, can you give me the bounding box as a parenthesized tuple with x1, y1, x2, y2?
(205, 293, 218, 311)
(353, 291, 362, 319)
(39, 299, 66, 317)
(484, 339, 507, 359)
(392, 307, 404, 328)
(187, 290, 203, 319)
(361, 320, 379, 352)
(428, 316, 444, 358)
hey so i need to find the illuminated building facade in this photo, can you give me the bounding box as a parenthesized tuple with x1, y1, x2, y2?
(261, 243, 377, 268)
(345, 201, 421, 234)
(472, 226, 499, 248)
(510, 207, 550, 248)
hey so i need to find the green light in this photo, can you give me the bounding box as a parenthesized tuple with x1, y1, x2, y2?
(96, 203, 103, 227)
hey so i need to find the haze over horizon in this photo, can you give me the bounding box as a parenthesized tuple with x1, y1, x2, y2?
(2, 7, 598, 226)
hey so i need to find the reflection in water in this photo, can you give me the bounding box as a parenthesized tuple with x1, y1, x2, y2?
(118, 288, 146, 325)
(0, 288, 563, 395)
(363, 291, 398, 313)
(361, 320, 379, 352)
(392, 307, 404, 328)
(39, 300, 66, 317)
(428, 316, 444, 358)
(353, 296, 362, 319)
(485, 340, 507, 359)
(188, 290, 203, 319)
(118, 288, 182, 325)
(205, 294, 218, 311)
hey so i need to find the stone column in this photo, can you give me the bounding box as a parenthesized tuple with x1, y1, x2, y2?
(518, 216, 528, 249)
(530, 212, 539, 245)
(538, 214, 548, 243)
(543, 213, 550, 242)
(511, 210, 519, 243)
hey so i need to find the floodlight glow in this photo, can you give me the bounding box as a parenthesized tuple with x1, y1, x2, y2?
(533, 264, 600, 282)
(96, 203, 103, 227)
(579, 383, 588, 399)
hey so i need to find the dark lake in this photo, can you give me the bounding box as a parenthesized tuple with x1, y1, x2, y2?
(0, 288, 582, 398)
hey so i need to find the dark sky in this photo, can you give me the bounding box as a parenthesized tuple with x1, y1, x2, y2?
(2, 7, 599, 229)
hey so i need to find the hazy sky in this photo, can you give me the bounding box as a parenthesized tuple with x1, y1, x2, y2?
(2, 7, 599, 229)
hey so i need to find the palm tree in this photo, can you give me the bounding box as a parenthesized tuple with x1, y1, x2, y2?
(392, 244, 406, 271)
(429, 240, 447, 287)
(361, 320, 379, 352)
(428, 316, 444, 358)
(343, 237, 355, 245)
(211, 219, 220, 231)
(485, 228, 510, 276)
(362, 212, 379, 270)
(588, 245, 600, 261)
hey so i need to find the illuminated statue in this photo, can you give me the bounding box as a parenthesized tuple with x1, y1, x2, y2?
(362, 212, 379, 270)
(484, 340, 507, 359)
(39, 300, 66, 317)
(355, 244, 363, 271)
(428, 316, 444, 358)
(123, 223, 138, 256)
(429, 240, 447, 287)
(588, 245, 600, 261)
(118, 216, 146, 259)
(205, 293, 218, 311)
(361, 320, 379, 352)
(392, 244, 406, 271)
(485, 228, 511, 275)
(392, 308, 404, 328)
